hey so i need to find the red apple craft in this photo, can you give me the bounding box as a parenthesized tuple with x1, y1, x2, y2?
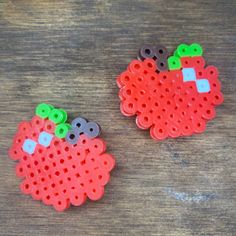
(9, 104, 115, 211)
(116, 43, 224, 140)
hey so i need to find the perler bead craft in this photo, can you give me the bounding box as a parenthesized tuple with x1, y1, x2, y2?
(117, 43, 224, 140)
(9, 103, 115, 211)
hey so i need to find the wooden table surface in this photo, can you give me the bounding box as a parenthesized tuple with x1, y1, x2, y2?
(0, 1, 235, 235)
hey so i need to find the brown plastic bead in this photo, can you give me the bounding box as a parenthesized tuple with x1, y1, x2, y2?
(138, 45, 156, 60)
(156, 58, 168, 71)
(154, 45, 169, 59)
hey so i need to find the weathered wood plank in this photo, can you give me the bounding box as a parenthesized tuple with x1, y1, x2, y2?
(0, 0, 235, 235)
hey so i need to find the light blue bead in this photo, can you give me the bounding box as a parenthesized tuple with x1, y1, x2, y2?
(182, 68, 196, 82)
(22, 139, 37, 155)
(38, 131, 53, 147)
(196, 79, 211, 93)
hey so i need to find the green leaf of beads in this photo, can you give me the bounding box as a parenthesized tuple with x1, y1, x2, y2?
(173, 43, 203, 58)
(36, 103, 71, 138)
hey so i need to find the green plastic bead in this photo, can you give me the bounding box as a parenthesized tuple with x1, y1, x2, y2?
(189, 43, 203, 57)
(59, 109, 68, 123)
(168, 56, 182, 70)
(174, 50, 180, 58)
(35, 103, 53, 119)
(55, 123, 70, 138)
(176, 44, 190, 57)
(49, 108, 65, 124)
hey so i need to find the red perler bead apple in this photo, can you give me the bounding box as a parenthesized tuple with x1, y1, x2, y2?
(116, 43, 224, 140)
(9, 104, 115, 211)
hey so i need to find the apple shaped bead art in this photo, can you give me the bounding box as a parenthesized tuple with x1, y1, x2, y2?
(116, 43, 224, 140)
(9, 103, 115, 211)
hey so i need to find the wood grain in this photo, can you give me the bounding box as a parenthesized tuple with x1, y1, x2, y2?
(0, 0, 235, 235)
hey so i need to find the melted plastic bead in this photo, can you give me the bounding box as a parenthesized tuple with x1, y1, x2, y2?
(139, 45, 156, 60)
(196, 79, 211, 93)
(71, 117, 87, 134)
(65, 128, 80, 145)
(84, 122, 101, 138)
(176, 44, 190, 57)
(154, 45, 169, 59)
(49, 109, 65, 124)
(168, 56, 182, 70)
(22, 139, 37, 155)
(156, 59, 168, 71)
(55, 123, 71, 138)
(38, 131, 53, 147)
(35, 103, 53, 119)
(182, 68, 197, 82)
(189, 43, 203, 57)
